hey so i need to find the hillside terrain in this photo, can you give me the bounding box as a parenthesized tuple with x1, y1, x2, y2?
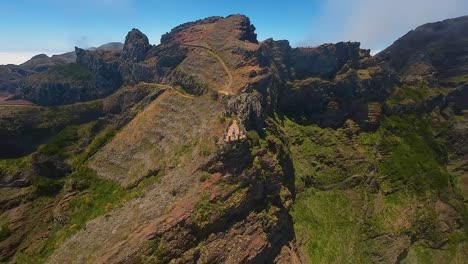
(0, 14, 467, 263)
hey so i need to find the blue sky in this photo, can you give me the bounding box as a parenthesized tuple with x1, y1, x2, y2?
(1, 0, 468, 64)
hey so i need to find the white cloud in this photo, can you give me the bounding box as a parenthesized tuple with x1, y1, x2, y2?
(370, 49, 382, 56)
(308, 0, 468, 50)
(0, 51, 66, 65)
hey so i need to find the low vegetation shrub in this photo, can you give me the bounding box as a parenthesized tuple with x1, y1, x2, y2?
(0, 223, 11, 241)
(31, 175, 64, 196)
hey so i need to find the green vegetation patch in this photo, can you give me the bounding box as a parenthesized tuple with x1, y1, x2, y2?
(31, 175, 64, 196)
(291, 189, 370, 263)
(402, 232, 468, 264)
(137, 236, 168, 264)
(279, 117, 368, 189)
(0, 223, 11, 241)
(360, 115, 451, 193)
(28, 63, 95, 84)
(74, 126, 116, 165)
(448, 74, 468, 84)
(38, 125, 81, 157)
(191, 186, 248, 229)
(386, 82, 443, 105)
(285, 112, 462, 262)
(39, 121, 115, 163)
(39, 100, 103, 129)
(191, 192, 224, 228)
(0, 156, 29, 179)
(51, 63, 95, 81)
(30, 166, 126, 262)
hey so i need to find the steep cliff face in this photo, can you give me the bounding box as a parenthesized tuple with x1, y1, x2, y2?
(292, 42, 369, 79)
(0, 14, 467, 264)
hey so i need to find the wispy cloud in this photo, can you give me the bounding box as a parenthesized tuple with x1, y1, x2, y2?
(74, 36, 92, 49)
(305, 0, 468, 51)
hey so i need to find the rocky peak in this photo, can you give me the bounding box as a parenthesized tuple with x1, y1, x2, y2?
(160, 14, 258, 46)
(75, 46, 121, 85)
(121, 28, 151, 63)
(230, 14, 258, 43)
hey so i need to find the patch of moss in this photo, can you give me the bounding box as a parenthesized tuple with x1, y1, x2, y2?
(292, 77, 330, 89)
(66, 167, 125, 224)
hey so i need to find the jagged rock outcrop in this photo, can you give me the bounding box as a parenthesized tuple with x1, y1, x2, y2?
(119, 29, 189, 85)
(223, 92, 265, 130)
(75, 47, 121, 81)
(120, 28, 152, 63)
(236, 15, 258, 43)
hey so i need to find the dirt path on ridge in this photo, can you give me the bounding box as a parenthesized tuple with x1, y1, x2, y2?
(181, 43, 233, 95)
